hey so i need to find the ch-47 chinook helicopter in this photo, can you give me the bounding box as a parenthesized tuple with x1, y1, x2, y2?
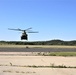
(8, 27, 38, 40)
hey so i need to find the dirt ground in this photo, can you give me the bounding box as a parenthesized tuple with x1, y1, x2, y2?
(0, 55, 76, 75)
(0, 66, 76, 75)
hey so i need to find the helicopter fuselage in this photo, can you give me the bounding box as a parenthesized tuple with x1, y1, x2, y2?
(21, 31, 28, 40)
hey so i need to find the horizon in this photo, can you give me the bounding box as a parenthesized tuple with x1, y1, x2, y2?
(0, 39, 76, 42)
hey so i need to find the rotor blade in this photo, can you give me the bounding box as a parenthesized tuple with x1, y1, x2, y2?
(25, 27, 32, 31)
(8, 28, 22, 31)
(27, 31, 39, 33)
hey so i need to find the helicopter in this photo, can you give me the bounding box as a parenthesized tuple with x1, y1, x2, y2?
(8, 27, 38, 40)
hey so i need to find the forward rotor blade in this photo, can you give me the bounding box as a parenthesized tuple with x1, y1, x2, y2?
(27, 31, 39, 33)
(8, 28, 22, 31)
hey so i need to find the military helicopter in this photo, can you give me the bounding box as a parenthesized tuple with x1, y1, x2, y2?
(8, 27, 38, 40)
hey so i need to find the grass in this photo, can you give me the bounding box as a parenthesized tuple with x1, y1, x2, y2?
(0, 44, 76, 48)
(48, 52, 76, 56)
(3, 70, 12, 73)
(1, 63, 76, 68)
(15, 71, 20, 73)
(37, 52, 76, 56)
(2, 70, 36, 74)
(22, 65, 76, 68)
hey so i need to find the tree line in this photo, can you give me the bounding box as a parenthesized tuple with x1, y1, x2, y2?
(0, 40, 76, 45)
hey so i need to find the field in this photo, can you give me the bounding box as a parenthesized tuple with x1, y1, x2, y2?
(1, 44, 76, 48)
(0, 45, 76, 75)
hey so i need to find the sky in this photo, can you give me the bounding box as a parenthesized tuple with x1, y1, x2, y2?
(0, 0, 76, 41)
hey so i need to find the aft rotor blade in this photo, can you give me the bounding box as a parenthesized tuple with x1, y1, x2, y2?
(8, 28, 22, 31)
(25, 27, 32, 31)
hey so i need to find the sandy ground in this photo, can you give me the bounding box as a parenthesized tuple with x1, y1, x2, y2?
(0, 66, 76, 75)
(0, 56, 76, 66)
(0, 55, 76, 75)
